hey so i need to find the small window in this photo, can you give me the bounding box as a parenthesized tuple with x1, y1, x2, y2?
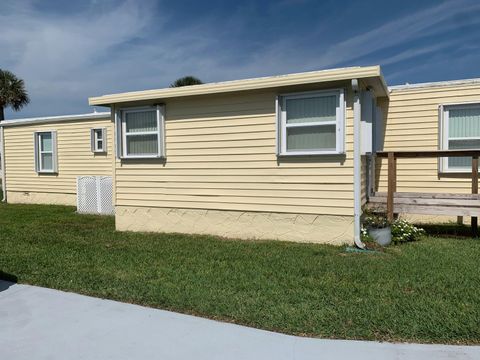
(118, 106, 165, 159)
(34, 131, 57, 173)
(441, 103, 480, 172)
(277, 89, 345, 156)
(91, 128, 106, 153)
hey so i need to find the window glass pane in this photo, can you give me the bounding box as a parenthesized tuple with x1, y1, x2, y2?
(40, 133, 52, 151)
(127, 134, 158, 155)
(287, 125, 336, 151)
(96, 140, 103, 150)
(95, 129, 103, 140)
(41, 153, 53, 170)
(125, 111, 157, 133)
(449, 107, 480, 138)
(286, 95, 337, 124)
(448, 139, 480, 169)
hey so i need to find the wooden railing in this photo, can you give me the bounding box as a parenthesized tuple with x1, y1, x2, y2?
(375, 149, 480, 236)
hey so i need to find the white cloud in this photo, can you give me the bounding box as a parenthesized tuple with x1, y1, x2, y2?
(322, 1, 479, 65)
(1, 0, 479, 118)
(0, 0, 156, 116)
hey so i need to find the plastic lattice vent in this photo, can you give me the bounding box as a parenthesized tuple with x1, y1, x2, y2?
(77, 176, 114, 215)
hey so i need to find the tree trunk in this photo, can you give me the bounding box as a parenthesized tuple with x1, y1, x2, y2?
(0, 106, 4, 121)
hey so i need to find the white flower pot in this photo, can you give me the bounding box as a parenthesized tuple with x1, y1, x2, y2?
(368, 227, 392, 246)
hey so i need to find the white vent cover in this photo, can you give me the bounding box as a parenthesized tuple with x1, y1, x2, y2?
(77, 176, 114, 215)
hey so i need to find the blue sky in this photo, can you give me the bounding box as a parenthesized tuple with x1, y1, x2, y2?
(2, 0, 480, 119)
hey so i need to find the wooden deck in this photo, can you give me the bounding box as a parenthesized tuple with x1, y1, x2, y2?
(367, 149, 480, 236)
(368, 192, 480, 216)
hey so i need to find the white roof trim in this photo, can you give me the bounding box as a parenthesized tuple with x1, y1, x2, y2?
(389, 77, 480, 91)
(89, 65, 387, 105)
(0, 112, 111, 127)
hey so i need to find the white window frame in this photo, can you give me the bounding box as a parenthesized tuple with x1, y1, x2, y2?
(91, 128, 107, 153)
(34, 131, 57, 174)
(276, 89, 345, 156)
(118, 105, 165, 159)
(440, 102, 480, 173)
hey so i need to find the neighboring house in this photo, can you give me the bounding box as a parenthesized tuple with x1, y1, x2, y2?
(1, 65, 480, 244)
(378, 79, 480, 194)
(0, 112, 113, 207)
(370, 79, 480, 227)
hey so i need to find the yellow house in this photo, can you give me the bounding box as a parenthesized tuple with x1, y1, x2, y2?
(371, 79, 480, 227)
(0, 112, 114, 210)
(378, 79, 480, 194)
(87, 66, 388, 245)
(2, 65, 480, 245)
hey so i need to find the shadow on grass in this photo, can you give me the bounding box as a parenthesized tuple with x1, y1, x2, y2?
(0, 271, 18, 292)
(419, 223, 475, 238)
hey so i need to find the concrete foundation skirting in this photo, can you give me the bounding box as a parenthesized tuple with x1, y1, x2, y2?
(7, 191, 76, 206)
(115, 206, 354, 245)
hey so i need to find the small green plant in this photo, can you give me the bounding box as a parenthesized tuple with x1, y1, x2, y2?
(362, 208, 390, 229)
(360, 226, 371, 241)
(391, 219, 425, 244)
(362, 208, 425, 244)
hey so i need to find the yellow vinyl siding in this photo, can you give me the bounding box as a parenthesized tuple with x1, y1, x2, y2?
(376, 83, 480, 194)
(115, 89, 355, 216)
(4, 118, 114, 198)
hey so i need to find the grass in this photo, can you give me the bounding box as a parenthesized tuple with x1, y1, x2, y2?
(0, 203, 479, 344)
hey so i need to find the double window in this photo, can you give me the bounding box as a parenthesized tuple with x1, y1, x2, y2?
(34, 131, 57, 173)
(117, 106, 165, 158)
(91, 128, 106, 153)
(277, 89, 345, 156)
(441, 103, 480, 172)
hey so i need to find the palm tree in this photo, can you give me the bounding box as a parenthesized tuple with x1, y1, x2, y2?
(170, 76, 203, 88)
(0, 70, 30, 121)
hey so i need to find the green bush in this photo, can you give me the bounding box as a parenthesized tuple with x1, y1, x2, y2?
(391, 219, 425, 244)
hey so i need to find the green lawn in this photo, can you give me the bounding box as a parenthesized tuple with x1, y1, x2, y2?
(0, 203, 479, 344)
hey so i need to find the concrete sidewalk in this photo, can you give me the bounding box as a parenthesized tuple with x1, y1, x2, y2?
(0, 280, 478, 359)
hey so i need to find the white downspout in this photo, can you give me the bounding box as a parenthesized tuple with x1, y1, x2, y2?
(1, 125, 6, 202)
(352, 79, 365, 249)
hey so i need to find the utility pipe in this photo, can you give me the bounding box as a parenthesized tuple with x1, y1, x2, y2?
(352, 79, 365, 249)
(1, 125, 6, 202)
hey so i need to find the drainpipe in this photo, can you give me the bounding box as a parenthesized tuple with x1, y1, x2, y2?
(352, 79, 365, 249)
(1, 125, 6, 202)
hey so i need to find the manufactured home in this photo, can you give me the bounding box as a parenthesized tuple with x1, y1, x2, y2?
(2, 65, 480, 245)
(0, 112, 114, 213)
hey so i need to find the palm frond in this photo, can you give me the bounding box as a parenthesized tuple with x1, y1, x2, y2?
(0, 69, 30, 113)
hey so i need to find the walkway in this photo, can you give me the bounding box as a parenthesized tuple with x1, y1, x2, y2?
(0, 280, 478, 359)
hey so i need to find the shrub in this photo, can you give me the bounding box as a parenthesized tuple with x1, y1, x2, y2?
(362, 209, 390, 229)
(391, 219, 425, 244)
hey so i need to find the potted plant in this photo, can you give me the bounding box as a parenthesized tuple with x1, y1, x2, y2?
(362, 209, 392, 246)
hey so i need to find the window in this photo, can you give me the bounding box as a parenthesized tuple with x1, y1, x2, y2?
(91, 128, 106, 153)
(118, 106, 165, 159)
(441, 103, 480, 172)
(277, 89, 345, 156)
(34, 131, 57, 173)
